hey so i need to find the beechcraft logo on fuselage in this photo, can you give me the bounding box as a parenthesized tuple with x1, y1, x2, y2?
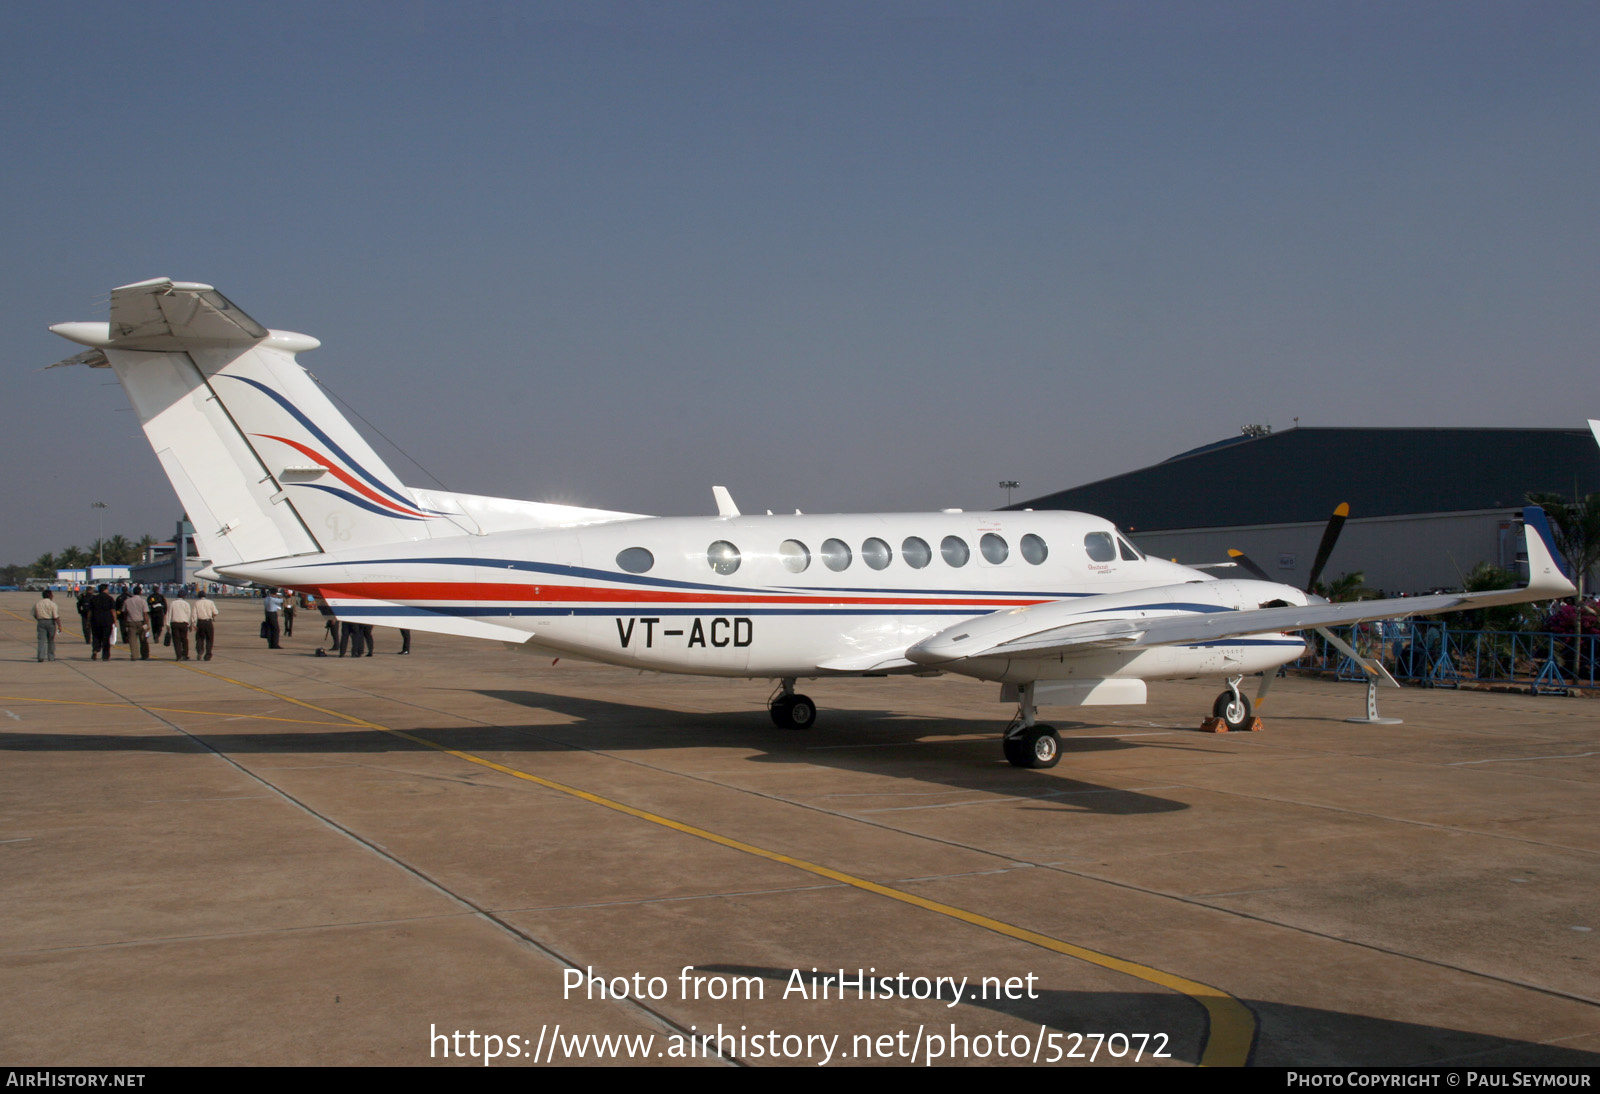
(617, 617, 753, 649)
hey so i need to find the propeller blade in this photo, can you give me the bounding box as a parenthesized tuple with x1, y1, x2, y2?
(1305, 502, 1350, 593)
(1228, 549, 1271, 581)
(1255, 669, 1276, 708)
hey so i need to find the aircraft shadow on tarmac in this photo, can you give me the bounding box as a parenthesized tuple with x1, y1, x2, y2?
(0, 687, 1199, 815)
(467, 687, 1194, 815)
(688, 964, 1600, 1067)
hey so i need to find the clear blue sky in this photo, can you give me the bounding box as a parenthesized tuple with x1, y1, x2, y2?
(4, 1, 1597, 563)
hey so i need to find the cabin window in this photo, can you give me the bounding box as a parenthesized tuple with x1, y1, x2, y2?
(1020, 534, 1048, 565)
(901, 536, 932, 569)
(820, 538, 852, 572)
(861, 537, 892, 570)
(616, 547, 655, 574)
(941, 535, 970, 567)
(1117, 536, 1141, 561)
(1084, 532, 1116, 562)
(706, 540, 741, 575)
(779, 539, 811, 573)
(980, 533, 1008, 564)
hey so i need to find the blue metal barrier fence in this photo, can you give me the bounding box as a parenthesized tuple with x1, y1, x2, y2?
(1294, 620, 1598, 692)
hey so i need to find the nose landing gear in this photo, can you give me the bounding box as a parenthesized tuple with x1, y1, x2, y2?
(1209, 674, 1255, 732)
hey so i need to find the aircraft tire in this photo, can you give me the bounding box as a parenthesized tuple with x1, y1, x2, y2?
(769, 698, 795, 728)
(787, 695, 817, 729)
(1027, 726, 1060, 768)
(1212, 689, 1252, 730)
(1006, 726, 1060, 768)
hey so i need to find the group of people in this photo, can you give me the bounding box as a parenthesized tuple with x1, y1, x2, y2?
(31, 585, 411, 663)
(35, 584, 220, 662)
(311, 603, 411, 658)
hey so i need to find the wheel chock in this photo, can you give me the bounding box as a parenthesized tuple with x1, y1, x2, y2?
(1200, 716, 1264, 734)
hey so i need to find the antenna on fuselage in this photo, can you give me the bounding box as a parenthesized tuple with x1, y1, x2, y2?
(712, 486, 740, 517)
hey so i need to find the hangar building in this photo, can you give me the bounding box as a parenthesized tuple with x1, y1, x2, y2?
(1012, 427, 1600, 594)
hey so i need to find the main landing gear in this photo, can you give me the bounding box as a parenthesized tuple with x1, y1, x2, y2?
(1211, 674, 1253, 731)
(1002, 683, 1060, 769)
(769, 678, 817, 729)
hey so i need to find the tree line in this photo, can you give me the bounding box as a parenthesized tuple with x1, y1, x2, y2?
(4, 535, 163, 584)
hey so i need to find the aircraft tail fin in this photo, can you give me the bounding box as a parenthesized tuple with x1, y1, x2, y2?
(50, 279, 453, 567)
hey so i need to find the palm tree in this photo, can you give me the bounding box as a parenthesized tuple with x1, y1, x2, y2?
(103, 534, 135, 565)
(1321, 571, 1377, 602)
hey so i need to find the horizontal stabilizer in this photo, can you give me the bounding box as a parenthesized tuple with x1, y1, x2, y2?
(50, 278, 271, 351)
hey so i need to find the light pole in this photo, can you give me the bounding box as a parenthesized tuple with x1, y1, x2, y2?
(998, 481, 1020, 507)
(91, 501, 107, 565)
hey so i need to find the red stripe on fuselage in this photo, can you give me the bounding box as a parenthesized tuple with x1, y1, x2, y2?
(314, 580, 1048, 608)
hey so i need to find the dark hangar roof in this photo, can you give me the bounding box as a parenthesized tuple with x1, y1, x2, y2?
(1012, 427, 1600, 533)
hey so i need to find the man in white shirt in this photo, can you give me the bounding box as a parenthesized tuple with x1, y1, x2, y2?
(121, 587, 150, 660)
(167, 592, 194, 660)
(193, 591, 219, 661)
(33, 591, 62, 662)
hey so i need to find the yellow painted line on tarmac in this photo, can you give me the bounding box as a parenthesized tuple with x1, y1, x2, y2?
(174, 662, 1256, 1066)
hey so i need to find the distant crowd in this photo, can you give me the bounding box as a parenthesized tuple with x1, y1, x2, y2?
(30, 585, 411, 663)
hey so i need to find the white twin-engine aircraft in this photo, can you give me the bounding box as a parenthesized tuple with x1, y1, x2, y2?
(50, 279, 1576, 768)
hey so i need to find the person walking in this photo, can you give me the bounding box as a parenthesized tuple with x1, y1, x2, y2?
(282, 593, 296, 637)
(88, 584, 117, 661)
(75, 588, 91, 644)
(193, 590, 219, 661)
(167, 591, 193, 661)
(358, 622, 375, 657)
(122, 587, 151, 660)
(398, 628, 411, 655)
(33, 590, 62, 662)
(147, 587, 167, 642)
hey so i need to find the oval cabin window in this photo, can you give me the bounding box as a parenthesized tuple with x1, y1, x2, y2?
(706, 540, 742, 575)
(616, 547, 655, 574)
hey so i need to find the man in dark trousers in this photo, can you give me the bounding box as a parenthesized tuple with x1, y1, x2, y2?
(88, 584, 117, 661)
(75, 588, 91, 644)
(262, 589, 282, 649)
(167, 590, 193, 661)
(147, 587, 167, 642)
(193, 590, 219, 661)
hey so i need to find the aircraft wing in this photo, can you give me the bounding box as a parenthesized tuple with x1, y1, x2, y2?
(908, 508, 1574, 666)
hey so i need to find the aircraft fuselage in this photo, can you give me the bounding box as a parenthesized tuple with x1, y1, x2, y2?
(231, 509, 1307, 684)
